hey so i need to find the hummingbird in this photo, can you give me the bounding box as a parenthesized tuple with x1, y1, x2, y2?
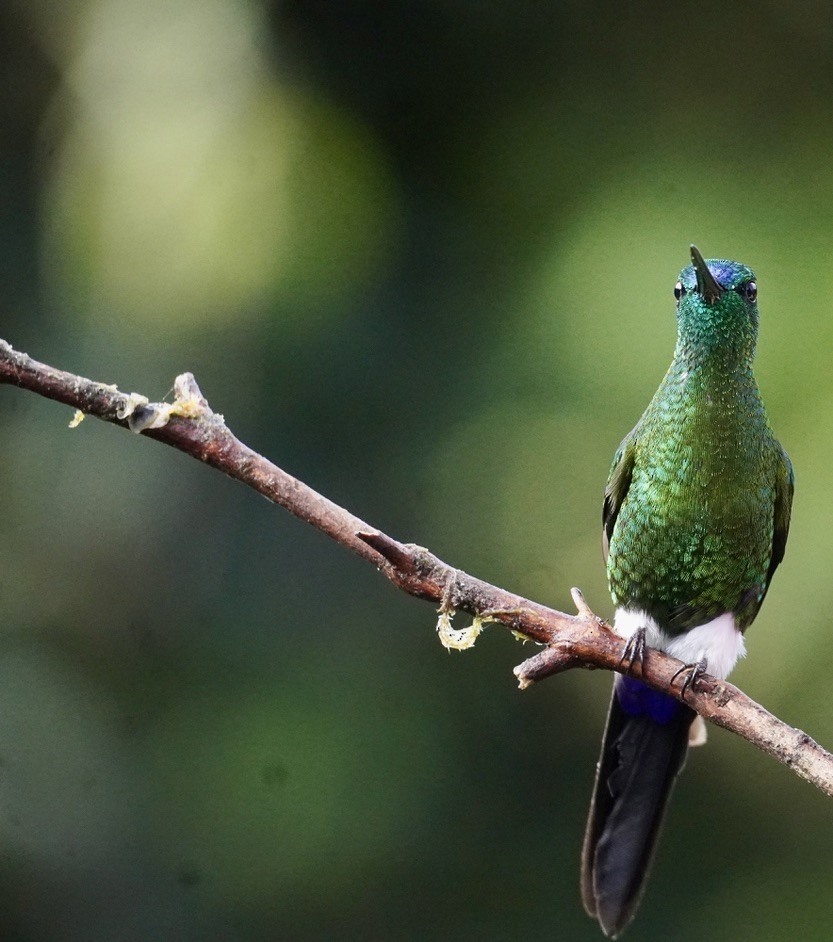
(580, 246, 794, 938)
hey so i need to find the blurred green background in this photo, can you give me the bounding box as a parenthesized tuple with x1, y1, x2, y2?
(2, 1, 833, 939)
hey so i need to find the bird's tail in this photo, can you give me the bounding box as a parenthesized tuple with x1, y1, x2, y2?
(581, 675, 695, 939)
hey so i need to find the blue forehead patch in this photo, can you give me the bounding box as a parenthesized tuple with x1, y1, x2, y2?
(679, 258, 756, 292)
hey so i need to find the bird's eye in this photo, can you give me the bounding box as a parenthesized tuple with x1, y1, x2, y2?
(741, 281, 757, 303)
(674, 282, 685, 301)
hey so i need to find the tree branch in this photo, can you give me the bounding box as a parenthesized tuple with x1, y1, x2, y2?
(1, 337, 830, 796)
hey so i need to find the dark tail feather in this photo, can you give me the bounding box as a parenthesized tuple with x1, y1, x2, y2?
(581, 676, 695, 939)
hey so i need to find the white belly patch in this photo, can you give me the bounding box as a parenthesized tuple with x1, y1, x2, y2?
(613, 608, 745, 680)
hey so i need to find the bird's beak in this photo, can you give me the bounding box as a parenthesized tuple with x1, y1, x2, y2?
(690, 245, 724, 304)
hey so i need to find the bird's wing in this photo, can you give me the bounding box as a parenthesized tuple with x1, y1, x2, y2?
(736, 444, 794, 625)
(764, 445, 794, 593)
(602, 434, 637, 563)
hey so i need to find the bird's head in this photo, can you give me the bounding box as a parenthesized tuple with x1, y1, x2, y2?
(674, 245, 759, 364)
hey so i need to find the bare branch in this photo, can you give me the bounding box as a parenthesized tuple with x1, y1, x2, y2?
(1, 338, 831, 797)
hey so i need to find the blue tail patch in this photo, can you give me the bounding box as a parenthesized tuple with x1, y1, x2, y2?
(615, 675, 681, 724)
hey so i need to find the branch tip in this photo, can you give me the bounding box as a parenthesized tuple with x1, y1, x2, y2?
(571, 587, 594, 618)
(356, 530, 415, 571)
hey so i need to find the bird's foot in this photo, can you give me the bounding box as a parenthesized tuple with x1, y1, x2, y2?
(617, 627, 646, 676)
(670, 657, 708, 701)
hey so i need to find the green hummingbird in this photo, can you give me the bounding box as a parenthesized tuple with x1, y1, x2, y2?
(580, 246, 794, 938)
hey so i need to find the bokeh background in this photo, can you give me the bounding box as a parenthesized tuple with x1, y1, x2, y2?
(2, 2, 833, 940)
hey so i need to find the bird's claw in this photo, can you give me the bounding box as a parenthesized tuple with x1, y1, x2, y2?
(618, 627, 646, 676)
(670, 657, 708, 701)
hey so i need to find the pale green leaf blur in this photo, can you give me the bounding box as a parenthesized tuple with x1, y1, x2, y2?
(2, 1, 833, 940)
